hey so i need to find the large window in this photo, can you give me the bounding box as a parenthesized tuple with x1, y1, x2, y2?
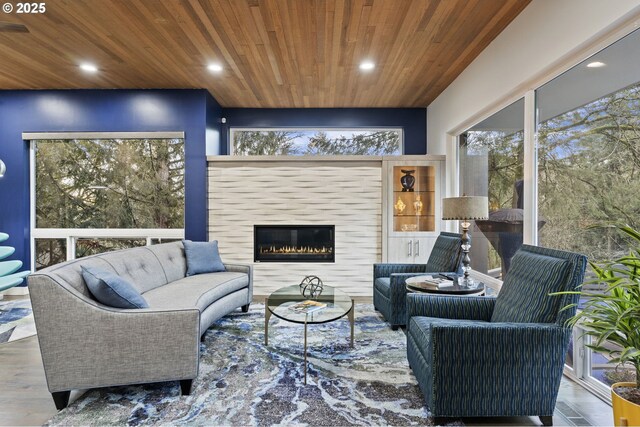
(458, 26, 640, 398)
(231, 128, 402, 155)
(535, 28, 640, 393)
(33, 136, 184, 270)
(459, 99, 524, 278)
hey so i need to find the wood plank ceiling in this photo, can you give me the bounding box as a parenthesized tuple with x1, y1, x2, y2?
(0, 0, 530, 108)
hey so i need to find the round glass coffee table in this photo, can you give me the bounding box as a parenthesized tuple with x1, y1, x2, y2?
(265, 284, 354, 384)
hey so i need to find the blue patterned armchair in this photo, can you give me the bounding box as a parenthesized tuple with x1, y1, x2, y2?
(406, 245, 587, 426)
(373, 232, 464, 330)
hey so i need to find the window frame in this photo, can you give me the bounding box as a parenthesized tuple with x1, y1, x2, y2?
(28, 132, 185, 270)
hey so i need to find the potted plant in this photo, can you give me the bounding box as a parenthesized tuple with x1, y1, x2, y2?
(561, 224, 640, 427)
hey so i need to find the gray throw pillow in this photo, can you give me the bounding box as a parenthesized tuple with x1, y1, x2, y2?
(81, 266, 149, 309)
(183, 240, 226, 276)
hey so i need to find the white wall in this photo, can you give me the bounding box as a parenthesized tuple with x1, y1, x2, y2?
(427, 0, 640, 154)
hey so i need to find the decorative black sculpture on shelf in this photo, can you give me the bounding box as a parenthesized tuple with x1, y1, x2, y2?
(299, 275, 324, 299)
(400, 169, 415, 192)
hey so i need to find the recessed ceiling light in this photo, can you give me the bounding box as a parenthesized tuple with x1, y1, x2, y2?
(587, 61, 606, 68)
(359, 61, 375, 71)
(208, 63, 223, 73)
(79, 63, 98, 73)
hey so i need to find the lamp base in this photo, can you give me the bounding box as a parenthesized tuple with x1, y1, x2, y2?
(458, 275, 480, 289)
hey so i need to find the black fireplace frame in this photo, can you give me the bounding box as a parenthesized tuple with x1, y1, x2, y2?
(254, 224, 335, 263)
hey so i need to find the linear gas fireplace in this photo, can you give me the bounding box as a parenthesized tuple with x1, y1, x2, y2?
(254, 225, 335, 263)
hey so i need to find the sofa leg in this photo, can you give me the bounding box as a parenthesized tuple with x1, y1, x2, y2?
(52, 390, 70, 410)
(180, 379, 193, 395)
(391, 325, 399, 331)
(241, 304, 250, 313)
(539, 416, 553, 426)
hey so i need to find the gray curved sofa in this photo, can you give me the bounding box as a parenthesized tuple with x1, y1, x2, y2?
(28, 241, 252, 410)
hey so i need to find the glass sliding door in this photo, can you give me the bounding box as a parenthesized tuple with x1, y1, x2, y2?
(535, 27, 640, 392)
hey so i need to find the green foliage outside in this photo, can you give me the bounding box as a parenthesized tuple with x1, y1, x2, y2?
(35, 138, 184, 268)
(463, 83, 640, 269)
(463, 130, 524, 211)
(538, 84, 640, 261)
(232, 130, 400, 155)
(557, 224, 640, 388)
(36, 138, 184, 229)
(233, 131, 306, 155)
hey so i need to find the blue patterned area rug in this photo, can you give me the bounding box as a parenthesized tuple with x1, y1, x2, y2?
(0, 298, 36, 343)
(47, 304, 434, 426)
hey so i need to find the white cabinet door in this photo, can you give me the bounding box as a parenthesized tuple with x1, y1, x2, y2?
(412, 236, 437, 264)
(387, 237, 415, 263)
(387, 236, 437, 264)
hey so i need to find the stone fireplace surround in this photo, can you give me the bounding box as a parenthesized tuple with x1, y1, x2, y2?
(208, 156, 382, 297)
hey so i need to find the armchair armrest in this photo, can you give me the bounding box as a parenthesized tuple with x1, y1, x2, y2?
(389, 272, 436, 299)
(28, 275, 200, 393)
(373, 263, 425, 280)
(430, 320, 570, 370)
(407, 293, 496, 322)
(424, 320, 571, 413)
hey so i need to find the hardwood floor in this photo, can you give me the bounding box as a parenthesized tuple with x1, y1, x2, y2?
(0, 335, 56, 426)
(0, 297, 613, 426)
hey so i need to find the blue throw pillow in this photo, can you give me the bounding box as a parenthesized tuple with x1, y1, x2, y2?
(81, 266, 149, 309)
(183, 240, 226, 276)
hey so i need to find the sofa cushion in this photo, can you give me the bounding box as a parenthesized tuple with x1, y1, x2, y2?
(491, 251, 569, 324)
(142, 271, 248, 312)
(97, 247, 168, 294)
(44, 256, 118, 299)
(374, 277, 391, 299)
(81, 266, 149, 309)
(145, 242, 187, 283)
(183, 240, 225, 276)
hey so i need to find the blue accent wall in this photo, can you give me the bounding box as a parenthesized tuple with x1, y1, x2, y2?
(0, 89, 427, 281)
(206, 93, 223, 156)
(221, 108, 427, 154)
(0, 89, 215, 277)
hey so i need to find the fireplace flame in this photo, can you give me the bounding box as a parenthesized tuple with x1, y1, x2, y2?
(260, 245, 333, 255)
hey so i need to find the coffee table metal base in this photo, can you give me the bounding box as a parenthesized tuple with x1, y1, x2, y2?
(265, 298, 355, 384)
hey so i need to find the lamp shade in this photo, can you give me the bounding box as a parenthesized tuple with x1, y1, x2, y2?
(442, 196, 489, 220)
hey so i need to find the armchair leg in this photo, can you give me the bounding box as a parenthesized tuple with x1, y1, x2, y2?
(539, 416, 553, 426)
(52, 390, 70, 410)
(180, 379, 193, 395)
(433, 416, 451, 425)
(241, 304, 250, 313)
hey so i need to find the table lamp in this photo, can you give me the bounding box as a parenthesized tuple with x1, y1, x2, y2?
(442, 195, 489, 288)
